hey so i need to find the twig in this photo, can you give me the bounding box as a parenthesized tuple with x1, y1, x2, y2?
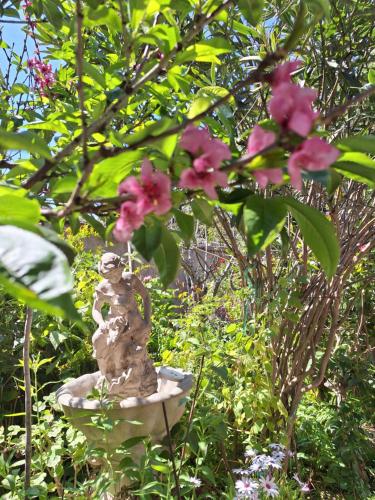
(162, 402, 181, 500)
(321, 85, 375, 126)
(23, 307, 33, 498)
(178, 355, 205, 478)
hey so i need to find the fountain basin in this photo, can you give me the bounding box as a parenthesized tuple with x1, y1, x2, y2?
(56, 366, 193, 461)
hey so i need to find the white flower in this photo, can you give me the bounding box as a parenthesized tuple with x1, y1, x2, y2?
(259, 475, 279, 498)
(244, 448, 257, 458)
(235, 478, 259, 495)
(187, 476, 201, 488)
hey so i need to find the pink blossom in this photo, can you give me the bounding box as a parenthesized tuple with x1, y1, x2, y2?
(180, 124, 231, 168)
(179, 124, 212, 155)
(288, 137, 340, 190)
(179, 124, 230, 198)
(268, 83, 318, 137)
(179, 167, 227, 199)
(118, 159, 172, 216)
(113, 201, 144, 242)
(247, 125, 283, 188)
(253, 169, 283, 189)
(271, 60, 301, 87)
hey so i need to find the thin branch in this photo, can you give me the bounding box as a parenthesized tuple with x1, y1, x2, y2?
(162, 402, 181, 500)
(23, 307, 33, 498)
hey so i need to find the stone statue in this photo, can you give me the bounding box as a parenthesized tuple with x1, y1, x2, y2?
(91, 253, 158, 399)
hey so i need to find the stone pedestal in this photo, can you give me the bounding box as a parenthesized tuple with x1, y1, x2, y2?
(57, 366, 193, 497)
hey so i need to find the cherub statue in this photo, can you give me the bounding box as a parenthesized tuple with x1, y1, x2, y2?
(91, 253, 158, 399)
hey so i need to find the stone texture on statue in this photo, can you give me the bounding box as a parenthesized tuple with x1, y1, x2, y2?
(91, 253, 158, 399)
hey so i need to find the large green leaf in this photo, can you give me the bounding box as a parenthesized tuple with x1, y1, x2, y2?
(173, 209, 194, 243)
(337, 135, 375, 154)
(0, 195, 40, 224)
(283, 197, 340, 278)
(86, 151, 143, 197)
(243, 195, 287, 255)
(132, 219, 162, 261)
(333, 152, 375, 188)
(238, 0, 265, 26)
(0, 225, 78, 319)
(0, 130, 51, 158)
(153, 227, 180, 287)
(191, 198, 214, 226)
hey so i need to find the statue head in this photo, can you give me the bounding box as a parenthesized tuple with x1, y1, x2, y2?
(98, 253, 123, 283)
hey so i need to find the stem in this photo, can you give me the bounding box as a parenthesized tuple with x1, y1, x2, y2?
(23, 307, 33, 497)
(162, 402, 181, 500)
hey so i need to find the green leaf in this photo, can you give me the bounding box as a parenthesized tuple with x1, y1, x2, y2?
(0, 226, 78, 319)
(177, 38, 231, 64)
(0, 130, 51, 158)
(283, 197, 340, 278)
(243, 196, 286, 255)
(82, 214, 106, 240)
(43, 0, 64, 29)
(129, 0, 146, 31)
(24, 121, 69, 135)
(132, 220, 162, 261)
(238, 0, 265, 26)
(49, 330, 69, 349)
(173, 209, 194, 243)
(187, 97, 212, 119)
(191, 198, 214, 226)
(87, 151, 142, 197)
(153, 227, 180, 286)
(368, 69, 375, 84)
(336, 135, 375, 154)
(305, 0, 331, 18)
(82, 61, 106, 89)
(0, 195, 40, 224)
(333, 152, 375, 188)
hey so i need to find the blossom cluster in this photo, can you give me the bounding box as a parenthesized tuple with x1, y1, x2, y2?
(233, 444, 310, 499)
(114, 159, 172, 242)
(114, 61, 341, 243)
(27, 58, 56, 93)
(249, 61, 339, 190)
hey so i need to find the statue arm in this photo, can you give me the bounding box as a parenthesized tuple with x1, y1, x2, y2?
(92, 290, 105, 325)
(132, 276, 151, 324)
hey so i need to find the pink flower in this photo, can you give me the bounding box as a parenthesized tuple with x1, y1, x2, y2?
(271, 84, 318, 135)
(247, 125, 283, 188)
(179, 124, 230, 198)
(253, 169, 283, 189)
(179, 124, 212, 155)
(288, 137, 340, 190)
(268, 83, 318, 137)
(247, 125, 276, 156)
(113, 201, 144, 242)
(179, 167, 227, 199)
(271, 60, 301, 87)
(181, 124, 231, 168)
(119, 159, 172, 216)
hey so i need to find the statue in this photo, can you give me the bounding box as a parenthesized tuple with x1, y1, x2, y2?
(91, 252, 158, 399)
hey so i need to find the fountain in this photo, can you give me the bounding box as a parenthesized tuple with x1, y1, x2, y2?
(56, 253, 193, 497)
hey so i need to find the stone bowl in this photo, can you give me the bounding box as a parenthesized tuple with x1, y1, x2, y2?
(56, 366, 193, 462)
